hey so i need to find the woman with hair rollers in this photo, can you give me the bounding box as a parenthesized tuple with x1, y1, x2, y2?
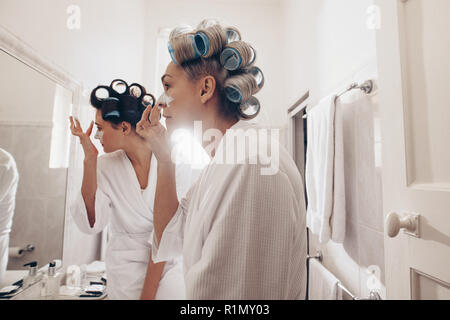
(138, 20, 307, 299)
(69, 80, 197, 300)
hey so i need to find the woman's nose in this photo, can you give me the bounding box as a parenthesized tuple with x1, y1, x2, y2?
(157, 101, 167, 109)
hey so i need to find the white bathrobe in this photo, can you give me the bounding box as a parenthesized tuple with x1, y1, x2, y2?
(151, 121, 308, 299)
(70, 150, 199, 299)
(0, 148, 19, 285)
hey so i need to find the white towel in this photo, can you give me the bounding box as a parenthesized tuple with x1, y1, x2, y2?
(331, 98, 346, 243)
(305, 95, 346, 244)
(308, 259, 343, 300)
(305, 95, 335, 244)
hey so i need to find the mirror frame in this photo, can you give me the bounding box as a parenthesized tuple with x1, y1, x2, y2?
(0, 24, 82, 268)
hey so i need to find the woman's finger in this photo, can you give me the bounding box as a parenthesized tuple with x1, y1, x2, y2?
(69, 116, 75, 131)
(149, 105, 161, 126)
(86, 121, 94, 137)
(140, 105, 152, 125)
(74, 118, 83, 132)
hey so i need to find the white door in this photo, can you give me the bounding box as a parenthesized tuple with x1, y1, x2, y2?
(375, 0, 450, 300)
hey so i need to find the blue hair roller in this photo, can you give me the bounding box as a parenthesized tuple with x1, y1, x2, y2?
(104, 110, 121, 118)
(168, 42, 178, 65)
(168, 34, 200, 65)
(104, 97, 119, 102)
(220, 47, 243, 71)
(194, 31, 210, 57)
(225, 84, 243, 104)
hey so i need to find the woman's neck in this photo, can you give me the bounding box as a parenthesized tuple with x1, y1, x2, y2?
(201, 116, 239, 158)
(123, 135, 152, 167)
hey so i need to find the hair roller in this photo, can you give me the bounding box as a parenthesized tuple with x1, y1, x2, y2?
(225, 27, 241, 44)
(90, 86, 112, 108)
(110, 79, 129, 96)
(220, 41, 256, 71)
(238, 96, 261, 120)
(168, 33, 200, 65)
(194, 24, 227, 58)
(142, 93, 156, 108)
(128, 83, 146, 100)
(224, 66, 265, 104)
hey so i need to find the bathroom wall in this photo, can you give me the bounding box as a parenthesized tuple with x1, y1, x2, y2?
(280, 0, 386, 299)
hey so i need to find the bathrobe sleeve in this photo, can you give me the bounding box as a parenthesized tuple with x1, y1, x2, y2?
(69, 159, 112, 235)
(150, 187, 192, 263)
(185, 163, 303, 299)
(150, 162, 205, 262)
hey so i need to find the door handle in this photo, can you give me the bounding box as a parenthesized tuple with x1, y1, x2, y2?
(385, 212, 420, 238)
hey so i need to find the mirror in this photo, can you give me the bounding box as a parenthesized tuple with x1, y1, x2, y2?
(0, 49, 72, 287)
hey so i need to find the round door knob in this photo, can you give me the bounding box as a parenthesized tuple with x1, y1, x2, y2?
(385, 212, 419, 238)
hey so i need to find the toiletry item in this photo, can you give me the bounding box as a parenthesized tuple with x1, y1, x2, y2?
(38, 259, 62, 274)
(100, 273, 107, 285)
(85, 284, 105, 295)
(59, 285, 82, 297)
(80, 264, 88, 289)
(79, 284, 106, 298)
(42, 261, 61, 300)
(85, 260, 106, 275)
(22, 261, 43, 289)
(0, 285, 20, 297)
(66, 265, 81, 288)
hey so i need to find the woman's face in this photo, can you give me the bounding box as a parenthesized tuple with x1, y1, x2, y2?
(94, 109, 124, 153)
(160, 62, 204, 132)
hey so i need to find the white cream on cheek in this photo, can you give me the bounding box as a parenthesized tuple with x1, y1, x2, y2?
(94, 130, 104, 140)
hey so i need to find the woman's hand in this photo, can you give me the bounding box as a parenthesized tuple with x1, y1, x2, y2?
(69, 116, 99, 160)
(136, 105, 172, 164)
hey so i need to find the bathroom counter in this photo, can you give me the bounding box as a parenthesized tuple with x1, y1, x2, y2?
(3, 263, 107, 300)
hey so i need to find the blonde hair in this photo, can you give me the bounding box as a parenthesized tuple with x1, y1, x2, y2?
(168, 19, 263, 120)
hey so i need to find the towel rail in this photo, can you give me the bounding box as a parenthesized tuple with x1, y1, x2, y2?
(307, 251, 382, 300)
(302, 79, 375, 119)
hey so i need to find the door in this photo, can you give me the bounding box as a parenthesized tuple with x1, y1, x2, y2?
(374, 0, 450, 299)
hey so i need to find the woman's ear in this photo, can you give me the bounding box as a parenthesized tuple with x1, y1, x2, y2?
(200, 75, 216, 104)
(121, 122, 132, 135)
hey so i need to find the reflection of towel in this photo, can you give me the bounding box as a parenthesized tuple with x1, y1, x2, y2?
(306, 95, 346, 244)
(309, 259, 343, 300)
(306, 95, 336, 244)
